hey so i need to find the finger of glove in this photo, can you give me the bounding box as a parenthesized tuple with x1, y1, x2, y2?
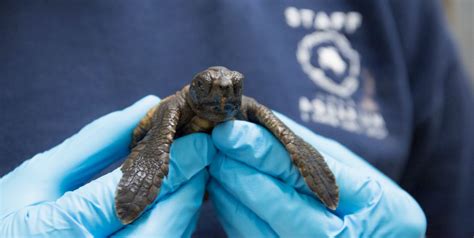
(272, 112, 396, 186)
(209, 153, 343, 237)
(0, 95, 161, 217)
(48, 95, 161, 189)
(11, 134, 215, 237)
(1, 95, 160, 192)
(112, 170, 208, 238)
(212, 120, 383, 215)
(252, 112, 426, 237)
(207, 178, 278, 238)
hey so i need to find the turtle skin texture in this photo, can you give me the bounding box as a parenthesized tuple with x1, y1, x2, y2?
(115, 66, 339, 224)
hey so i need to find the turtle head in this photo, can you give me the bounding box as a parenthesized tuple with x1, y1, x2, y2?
(188, 66, 244, 122)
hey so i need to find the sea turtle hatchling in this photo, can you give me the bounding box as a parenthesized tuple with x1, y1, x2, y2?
(115, 66, 339, 224)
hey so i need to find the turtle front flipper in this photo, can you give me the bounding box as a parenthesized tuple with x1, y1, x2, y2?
(115, 106, 181, 224)
(130, 104, 159, 148)
(241, 96, 339, 210)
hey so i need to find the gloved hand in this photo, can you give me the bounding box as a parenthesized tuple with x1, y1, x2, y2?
(207, 112, 427, 237)
(0, 95, 216, 237)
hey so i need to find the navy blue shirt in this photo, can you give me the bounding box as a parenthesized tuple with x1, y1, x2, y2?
(1, 1, 473, 237)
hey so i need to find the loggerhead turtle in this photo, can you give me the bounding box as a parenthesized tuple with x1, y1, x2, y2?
(115, 66, 339, 224)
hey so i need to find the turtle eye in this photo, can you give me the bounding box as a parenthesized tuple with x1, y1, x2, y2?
(196, 79, 203, 88)
(194, 76, 211, 94)
(223, 71, 233, 78)
(231, 71, 243, 81)
(232, 72, 244, 96)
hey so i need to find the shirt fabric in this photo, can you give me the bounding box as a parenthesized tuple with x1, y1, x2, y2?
(1, 0, 472, 237)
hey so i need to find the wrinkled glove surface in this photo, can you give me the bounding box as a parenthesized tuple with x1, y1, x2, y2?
(207, 112, 427, 238)
(0, 95, 216, 238)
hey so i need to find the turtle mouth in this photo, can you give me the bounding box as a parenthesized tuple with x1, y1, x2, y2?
(200, 99, 240, 106)
(198, 102, 240, 122)
(204, 101, 237, 113)
(211, 104, 238, 114)
(200, 98, 240, 114)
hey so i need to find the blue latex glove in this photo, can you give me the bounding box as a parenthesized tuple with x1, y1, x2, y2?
(207, 113, 427, 237)
(0, 95, 216, 237)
